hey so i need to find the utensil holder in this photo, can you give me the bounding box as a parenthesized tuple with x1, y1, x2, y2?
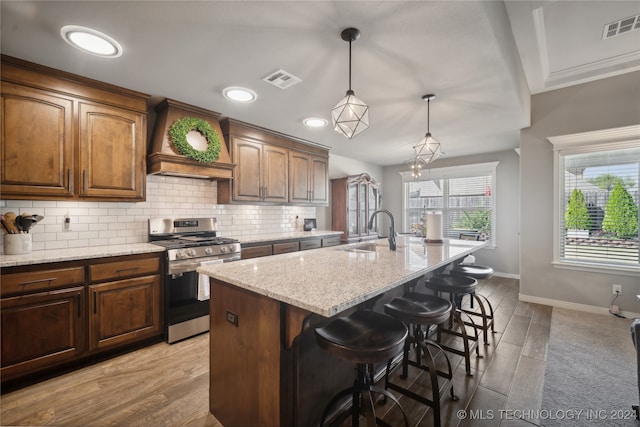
(4, 234, 32, 255)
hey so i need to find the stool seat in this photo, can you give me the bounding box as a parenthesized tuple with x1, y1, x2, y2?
(315, 310, 408, 364)
(384, 293, 452, 325)
(315, 310, 410, 427)
(451, 264, 494, 280)
(425, 274, 477, 295)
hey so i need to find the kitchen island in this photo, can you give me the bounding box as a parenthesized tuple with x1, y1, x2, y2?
(198, 236, 487, 427)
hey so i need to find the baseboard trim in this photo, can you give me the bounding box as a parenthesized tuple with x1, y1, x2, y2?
(519, 293, 640, 319)
(494, 271, 520, 280)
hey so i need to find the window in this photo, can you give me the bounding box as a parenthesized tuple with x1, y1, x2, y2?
(400, 162, 498, 246)
(550, 125, 640, 272)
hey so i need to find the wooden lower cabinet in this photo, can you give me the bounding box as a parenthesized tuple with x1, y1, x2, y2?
(89, 275, 161, 351)
(0, 252, 163, 385)
(241, 244, 273, 260)
(0, 287, 85, 382)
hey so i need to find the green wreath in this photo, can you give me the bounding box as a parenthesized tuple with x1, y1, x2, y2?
(169, 117, 221, 163)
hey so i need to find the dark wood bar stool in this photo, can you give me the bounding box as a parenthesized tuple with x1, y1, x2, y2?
(383, 293, 459, 427)
(315, 310, 410, 427)
(423, 275, 482, 376)
(450, 263, 496, 343)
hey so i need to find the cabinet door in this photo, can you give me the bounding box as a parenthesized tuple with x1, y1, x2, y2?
(1, 287, 85, 382)
(233, 137, 263, 201)
(88, 275, 161, 352)
(263, 144, 288, 203)
(367, 184, 379, 236)
(1, 82, 74, 198)
(78, 102, 145, 200)
(289, 151, 311, 204)
(310, 156, 328, 205)
(347, 182, 359, 238)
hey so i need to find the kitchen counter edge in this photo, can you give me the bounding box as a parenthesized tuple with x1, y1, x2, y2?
(0, 243, 166, 268)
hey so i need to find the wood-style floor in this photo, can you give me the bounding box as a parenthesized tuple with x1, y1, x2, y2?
(0, 277, 551, 427)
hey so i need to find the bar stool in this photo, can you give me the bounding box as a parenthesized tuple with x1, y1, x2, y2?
(315, 310, 410, 427)
(423, 275, 482, 376)
(383, 292, 459, 427)
(450, 263, 496, 343)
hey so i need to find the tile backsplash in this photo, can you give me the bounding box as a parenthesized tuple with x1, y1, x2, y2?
(1, 175, 316, 252)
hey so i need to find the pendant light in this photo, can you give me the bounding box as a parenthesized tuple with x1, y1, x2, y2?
(331, 28, 369, 139)
(414, 94, 442, 164)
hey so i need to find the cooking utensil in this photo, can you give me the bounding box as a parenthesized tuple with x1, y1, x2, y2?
(15, 213, 44, 233)
(0, 216, 8, 234)
(3, 212, 20, 234)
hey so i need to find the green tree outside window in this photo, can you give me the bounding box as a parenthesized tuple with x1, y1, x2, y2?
(602, 182, 639, 238)
(565, 188, 591, 231)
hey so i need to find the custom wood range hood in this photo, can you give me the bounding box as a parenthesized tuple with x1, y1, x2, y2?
(147, 98, 235, 179)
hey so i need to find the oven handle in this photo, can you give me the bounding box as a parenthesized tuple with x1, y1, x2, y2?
(167, 254, 241, 275)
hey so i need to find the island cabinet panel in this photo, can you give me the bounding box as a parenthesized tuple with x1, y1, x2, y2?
(210, 279, 281, 427)
(88, 275, 161, 351)
(0, 287, 85, 382)
(78, 101, 146, 200)
(0, 55, 149, 201)
(0, 82, 75, 198)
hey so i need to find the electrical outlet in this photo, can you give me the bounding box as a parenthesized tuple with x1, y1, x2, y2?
(612, 284, 622, 295)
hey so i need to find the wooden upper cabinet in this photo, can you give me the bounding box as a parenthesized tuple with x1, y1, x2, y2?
(0, 55, 148, 201)
(289, 151, 328, 206)
(218, 118, 328, 205)
(1, 82, 74, 198)
(78, 102, 145, 199)
(262, 144, 288, 202)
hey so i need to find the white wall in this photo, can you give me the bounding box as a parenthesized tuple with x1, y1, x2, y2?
(382, 149, 521, 277)
(0, 175, 315, 252)
(520, 71, 640, 313)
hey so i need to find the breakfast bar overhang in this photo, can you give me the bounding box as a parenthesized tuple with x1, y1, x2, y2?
(198, 236, 488, 427)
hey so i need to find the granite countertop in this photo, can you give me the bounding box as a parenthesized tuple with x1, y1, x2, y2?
(0, 243, 166, 268)
(199, 235, 488, 317)
(237, 230, 342, 245)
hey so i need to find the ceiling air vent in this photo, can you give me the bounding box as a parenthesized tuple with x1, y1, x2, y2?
(262, 69, 301, 89)
(603, 14, 640, 39)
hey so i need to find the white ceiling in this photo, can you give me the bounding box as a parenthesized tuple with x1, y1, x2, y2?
(2, 1, 639, 166)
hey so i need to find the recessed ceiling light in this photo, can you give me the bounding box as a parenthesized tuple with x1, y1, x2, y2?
(60, 25, 122, 58)
(222, 87, 257, 103)
(303, 118, 328, 128)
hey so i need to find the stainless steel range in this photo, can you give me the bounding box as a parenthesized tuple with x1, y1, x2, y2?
(149, 217, 241, 343)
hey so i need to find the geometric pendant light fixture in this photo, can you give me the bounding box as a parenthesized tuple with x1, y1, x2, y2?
(331, 28, 370, 139)
(413, 94, 442, 164)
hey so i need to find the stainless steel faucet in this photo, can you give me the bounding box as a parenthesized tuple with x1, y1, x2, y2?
(368, 209, 397, 251)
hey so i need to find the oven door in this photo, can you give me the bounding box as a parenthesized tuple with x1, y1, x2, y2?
(164, 254, 240, 343)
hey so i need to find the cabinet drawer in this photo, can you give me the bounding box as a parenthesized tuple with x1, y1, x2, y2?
(321, 236, 342, 247)
(241, 245, 273, 260)
(89, 257, 160, 282)
(1, 267, 85, 296)
(300, 239, 321, 251)
(273, 241, 299, 254)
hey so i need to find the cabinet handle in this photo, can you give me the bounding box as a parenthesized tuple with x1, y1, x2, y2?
(83, 170, 87, 193)
(93, 292, 97, 314)
(116, 267, 140, 274)
(67, 169, 71, 192)
(19, 277, 56, 286)
(77, 294, 81, 317)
